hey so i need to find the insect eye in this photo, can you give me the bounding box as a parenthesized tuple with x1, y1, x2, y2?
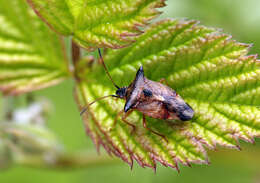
(143, 89, 152, 97)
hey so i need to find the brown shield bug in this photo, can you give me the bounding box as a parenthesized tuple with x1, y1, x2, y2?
(80, 49, 194, 142)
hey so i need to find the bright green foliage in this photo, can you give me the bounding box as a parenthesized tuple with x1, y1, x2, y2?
(76, 19, 260, 170)
(27, 0, 166, 51)
(0, 0, 69, 95)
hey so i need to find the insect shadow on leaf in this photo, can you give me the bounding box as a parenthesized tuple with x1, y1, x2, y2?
(80, 49, 194, 142)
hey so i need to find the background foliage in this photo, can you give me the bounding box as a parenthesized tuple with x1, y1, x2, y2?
(1, 0, 260, 183)
(0, 0, 69, 95)
(27, 0, 165, 50)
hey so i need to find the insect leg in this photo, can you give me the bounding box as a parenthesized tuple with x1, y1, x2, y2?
(113, 110, 123, 128)
(114, 110, 136, 134)
(159, 78, 169, 86)
(122, 110, 136, 134)
(142, 115, 168, 143)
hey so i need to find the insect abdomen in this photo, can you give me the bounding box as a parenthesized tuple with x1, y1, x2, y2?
(164, 97, 194, 121)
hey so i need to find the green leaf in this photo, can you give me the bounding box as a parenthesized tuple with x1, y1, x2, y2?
(75, 19, 260, 170)
(27, 0, 166, 51)
(0, 0, 70, 95)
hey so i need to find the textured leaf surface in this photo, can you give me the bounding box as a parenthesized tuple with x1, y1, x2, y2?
(0, 0, 69, 95)
(27, 0, 166, 51)
(75, 19, 260, 170)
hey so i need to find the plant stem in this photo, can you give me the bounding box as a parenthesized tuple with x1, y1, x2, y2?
(16, 151, 121, 169)
(71, 40, 82, 81)
(72, 41, 80, 66)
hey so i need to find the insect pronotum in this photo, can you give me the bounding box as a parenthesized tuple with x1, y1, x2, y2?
(80, 49, 194, 141)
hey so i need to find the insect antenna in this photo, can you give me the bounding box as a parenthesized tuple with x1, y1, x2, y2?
(80, 49, 121, 116)
(80, 95, 118, 116)
(98, 48, 120, 89)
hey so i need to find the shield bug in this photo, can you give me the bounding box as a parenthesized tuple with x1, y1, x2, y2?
(80, 49, 194, 141)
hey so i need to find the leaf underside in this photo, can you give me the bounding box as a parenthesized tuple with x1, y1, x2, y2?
(0, 0, 69, 95)
(75, 19, 260, 171)
(27, 0, 166, 51)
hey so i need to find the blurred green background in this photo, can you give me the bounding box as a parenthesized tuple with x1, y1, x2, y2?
(1, 0, 260, 182)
